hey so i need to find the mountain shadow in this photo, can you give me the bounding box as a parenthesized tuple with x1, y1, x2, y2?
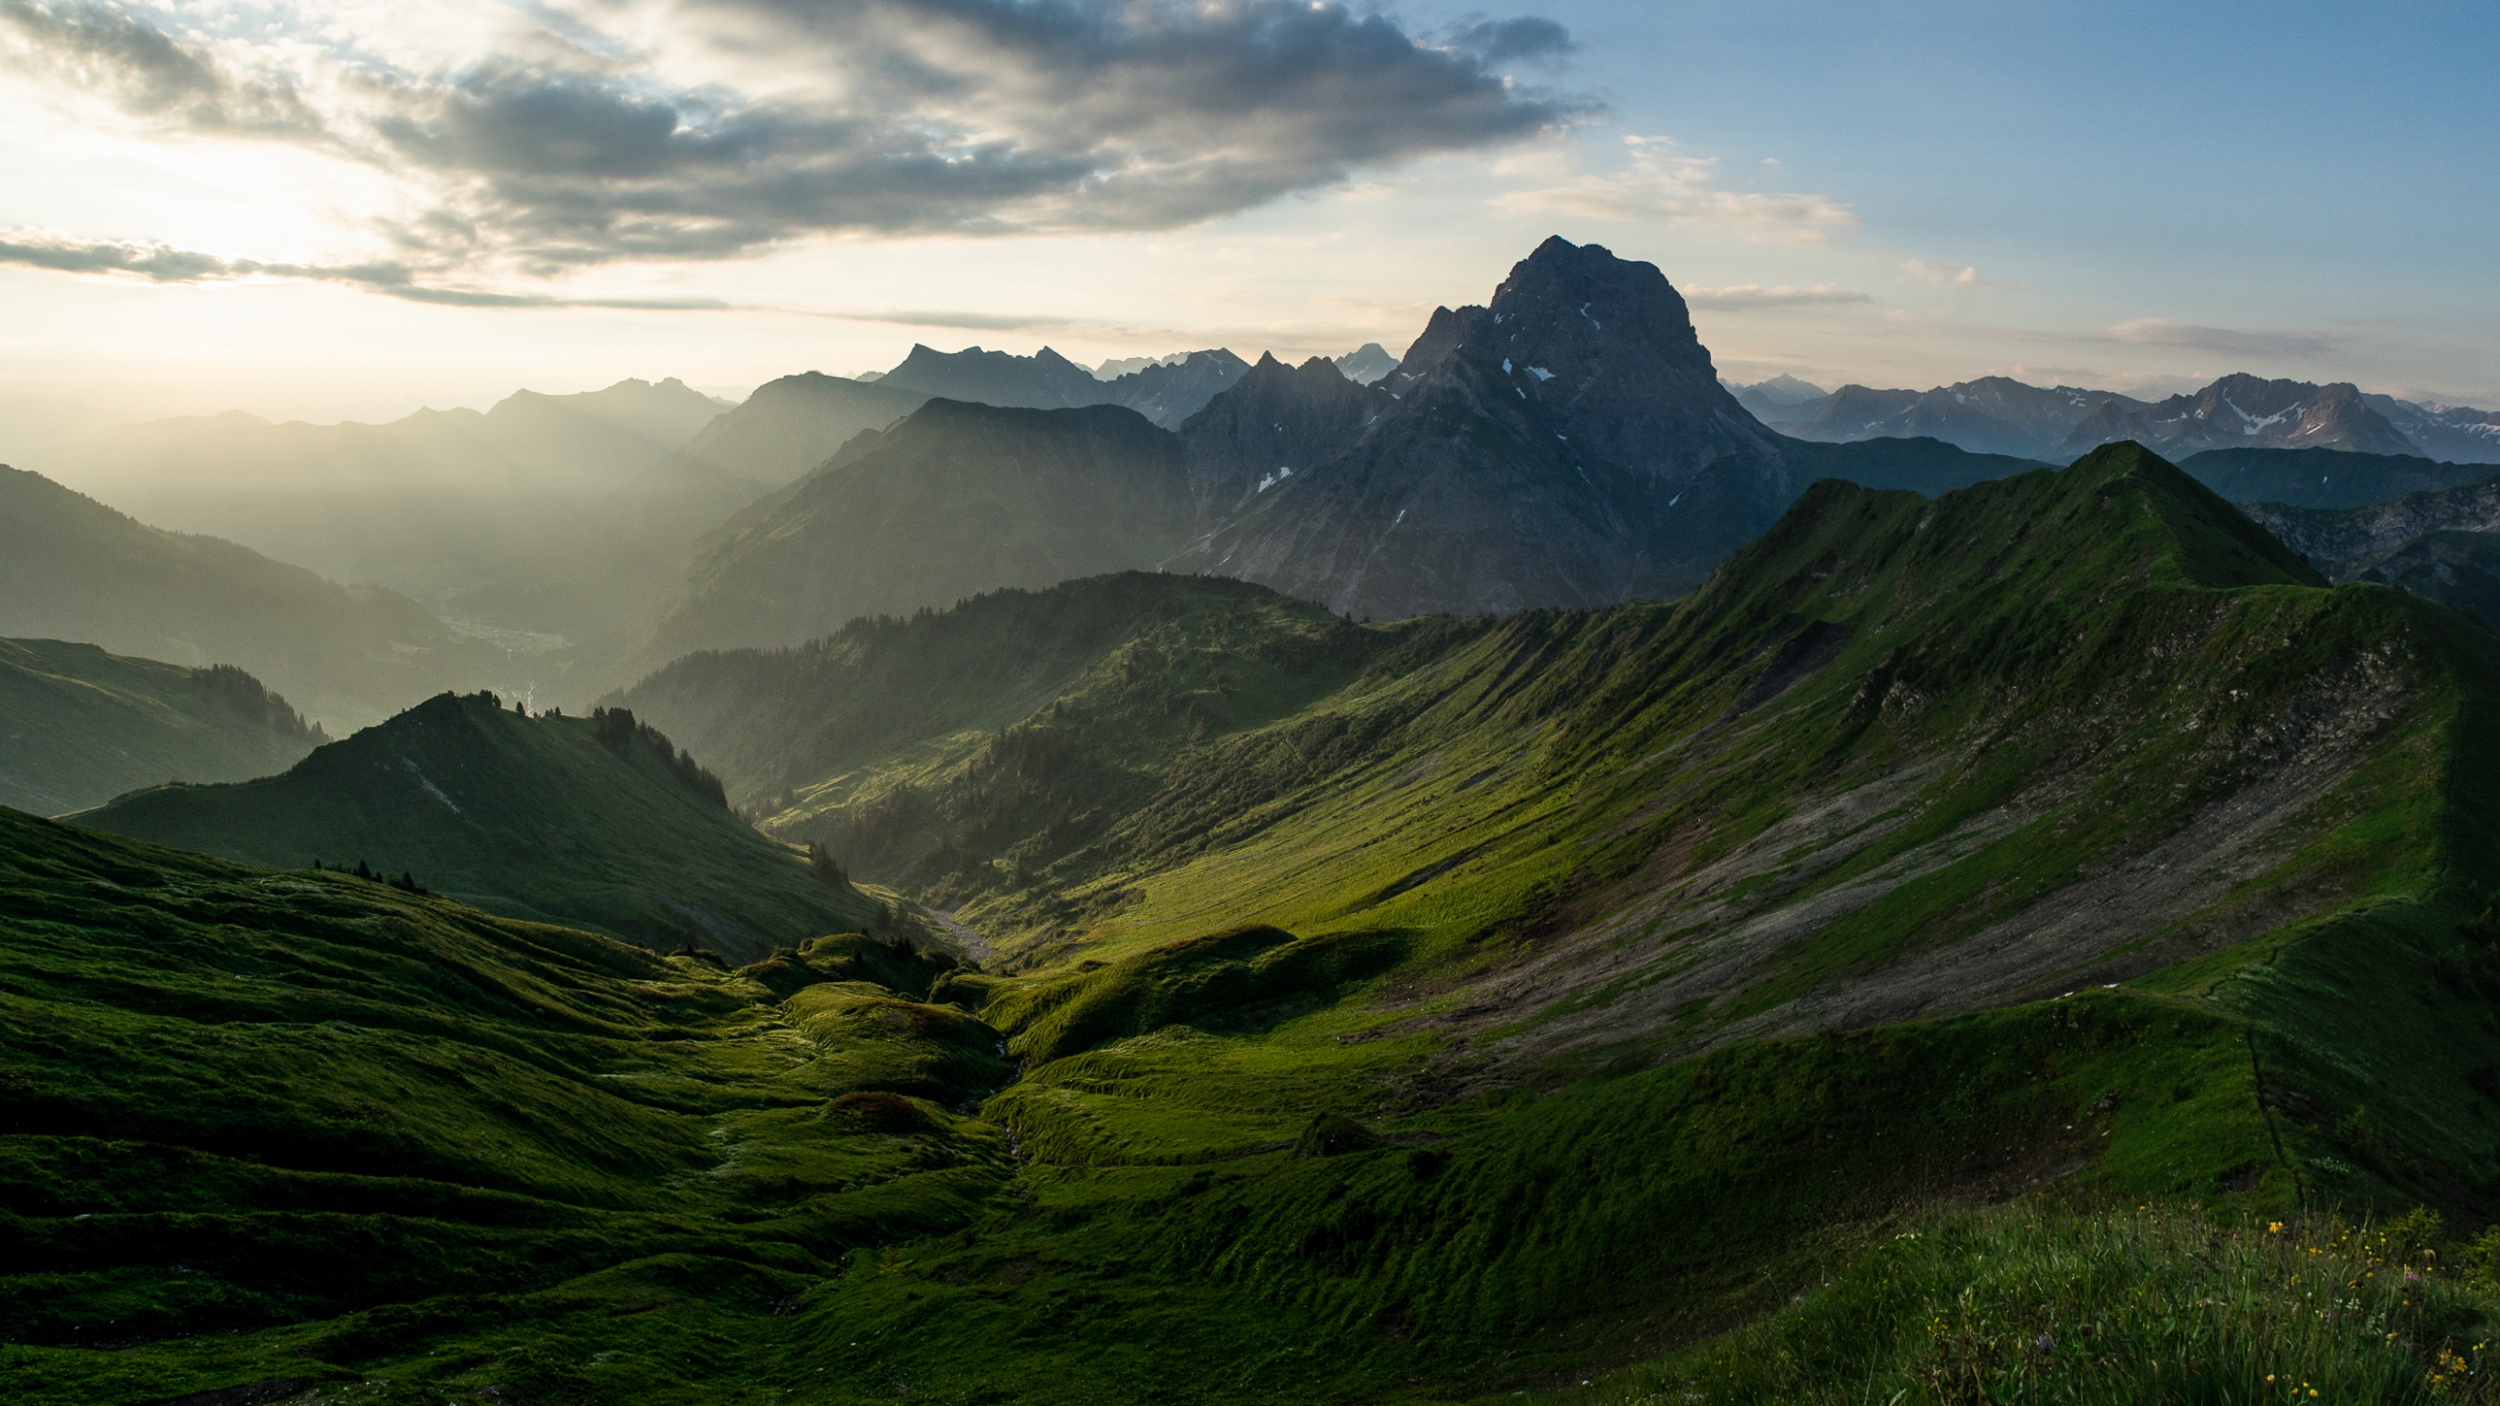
(644, 401, 1196, 661)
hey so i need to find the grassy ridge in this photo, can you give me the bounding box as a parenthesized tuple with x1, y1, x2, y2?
(0, 638, 319, 814)
(72, 691, 878, 962)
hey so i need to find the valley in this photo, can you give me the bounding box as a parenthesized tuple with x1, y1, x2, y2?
(8, 236, 2500, 1405)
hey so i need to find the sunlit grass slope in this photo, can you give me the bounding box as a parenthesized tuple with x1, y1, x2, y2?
(71, 691, 876, 962)
(0, 638, 320, 814)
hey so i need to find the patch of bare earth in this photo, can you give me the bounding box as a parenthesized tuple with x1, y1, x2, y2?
(1375, 645, 2420, 1088)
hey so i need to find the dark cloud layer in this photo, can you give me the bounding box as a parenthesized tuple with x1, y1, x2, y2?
(0, 0, 1583, 285)
(0, 0, 323, 135)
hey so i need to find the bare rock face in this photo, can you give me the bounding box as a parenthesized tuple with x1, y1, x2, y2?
(1176, 353, 1391, 521)
(1178, 236, 1794, 618)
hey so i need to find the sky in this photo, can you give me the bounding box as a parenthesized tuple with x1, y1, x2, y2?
(0, 0, 2493, 434)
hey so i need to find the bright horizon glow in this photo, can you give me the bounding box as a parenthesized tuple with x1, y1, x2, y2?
(0, 0, 2492, 444)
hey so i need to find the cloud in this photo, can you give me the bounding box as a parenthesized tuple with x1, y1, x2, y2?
(0, 229, 726, 308)
(0, 0, 325, 137)
(0, 0, 1587, 284)
(2106, 318, 2349, 359)
(1496, 135, 1859, 244)
(1446, 16, 1574, 63)
(1682, 284, 1871, 310)
(816, 308, 1079, 331)
(1899, 260, 1974, 286)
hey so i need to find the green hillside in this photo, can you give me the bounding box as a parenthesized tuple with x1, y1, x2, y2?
(0, 639, 320, 815)
(0, 466, 518, 730)
(14, 443, 2500, 1403)
(72, 692, 877, 961)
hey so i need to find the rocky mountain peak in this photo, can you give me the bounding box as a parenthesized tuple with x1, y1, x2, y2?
(1334, 343, 1399, 385)
(1475, 235, 1713, 375)
(1412, 236, 1775, 474)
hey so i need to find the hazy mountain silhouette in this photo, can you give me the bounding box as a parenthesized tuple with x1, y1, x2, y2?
(0, 639, 320, 814)
(645, 401, 1194, 661)
(0, 466, 517, 730)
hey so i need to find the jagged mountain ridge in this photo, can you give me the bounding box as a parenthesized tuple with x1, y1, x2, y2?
(875, 343, 1253, 432)
(1176, 352, 1395, 521)
(74, 690, 873, 960)
(664, 349, 1251, 508)
(2363, 394, 2500, 463)
(0, 639, 321, 815)
(2054, 373, 2418, 459)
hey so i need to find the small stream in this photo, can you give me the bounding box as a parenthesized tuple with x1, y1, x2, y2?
(929, 907, 995, 965)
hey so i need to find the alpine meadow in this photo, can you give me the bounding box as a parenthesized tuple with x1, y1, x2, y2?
(3, 3, 2498, 1402)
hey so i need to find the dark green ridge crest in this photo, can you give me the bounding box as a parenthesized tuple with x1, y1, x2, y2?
(1674, 439, 2325, 645)
(70, 689, 873, 960)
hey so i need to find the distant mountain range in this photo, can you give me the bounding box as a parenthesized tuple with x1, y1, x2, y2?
(32, 378, 746, 643)
(75, 690, 876, 961)
(45, 377, 731, 499)
(2173, 446, 2496, 510)
(1736, 371, 2500, 464)
(0, 639, 320, 814)
(1333, 343, 1399, 384)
